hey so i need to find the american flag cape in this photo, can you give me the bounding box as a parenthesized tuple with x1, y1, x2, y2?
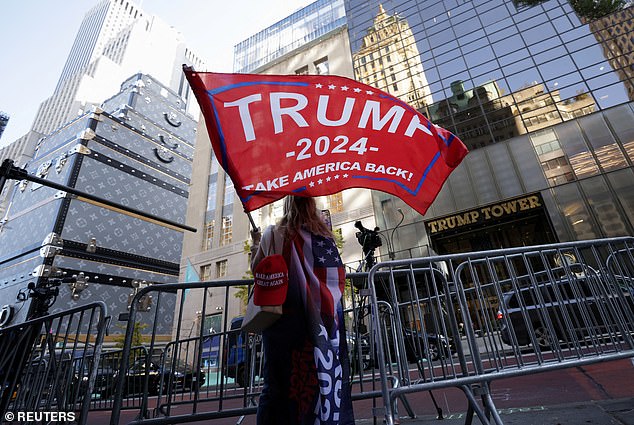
(288, 229, 354, 425)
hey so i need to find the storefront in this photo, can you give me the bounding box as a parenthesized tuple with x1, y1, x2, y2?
(426, 193, 557, 255)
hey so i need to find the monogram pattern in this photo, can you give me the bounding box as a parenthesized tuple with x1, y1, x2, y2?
(0, 74, 195, 329)
(94, 114, 192, 177)
(102, 77, 196, 146)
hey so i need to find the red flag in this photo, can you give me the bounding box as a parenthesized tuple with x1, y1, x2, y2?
(184, 68, 468, 216)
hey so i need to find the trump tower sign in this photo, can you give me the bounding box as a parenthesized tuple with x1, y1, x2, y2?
(184, 69, 468, 216)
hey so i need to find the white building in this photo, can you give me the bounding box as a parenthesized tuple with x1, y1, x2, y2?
(30, 0, 206, 138)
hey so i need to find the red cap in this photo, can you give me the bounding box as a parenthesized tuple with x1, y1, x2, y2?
(253, 254, 288, 306)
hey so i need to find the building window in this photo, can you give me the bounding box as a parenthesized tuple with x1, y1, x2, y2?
(200, 264, 212, 281)
(204, 219, 215, 250)
(216, 260, 228, 278)
(221, 215, 233, 246)
(327, 193, 344, 213)
(314, 57, 329, 75)
(295, 65, 309, 75)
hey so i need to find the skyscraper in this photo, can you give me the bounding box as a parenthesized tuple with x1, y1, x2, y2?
(342, 0, 634, 254)
(1, 0, 206, 221)
(30, 0, 205, 138)
(588, 6, 634, 100)
(0, 0, 204, 329)
(353, 5, 433, 114)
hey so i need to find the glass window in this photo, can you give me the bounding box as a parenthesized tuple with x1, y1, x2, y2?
(470, 61, 500, 83)
(464, 45, 495, 68)
(591, 82, 631, 109)
(537, 56, 576, 81)
(580, 176, 629, 237)
(500, 55, 534, 78)
(565, 32, 600, 55)
(508, 134, 547, 192)
(530, 128, 573, 187)
(207, 174, 217, 212)
(570, 45, 605, 69)
(603, 104, 634, 162)
(466, 149, 499, 204)
(486, 18, 517, 42)
(505, 67, 542, 93)
(533, 46, 569, 69)
(606, 168, 634, 229)
(453, 16, 481, 38)
(204, 220, 215, 251)
(215, 260, 228, 278)
(555, 121, 599, 179)
(314, 57, 330, 75)
(552, 183, 600, 240)
(434, 39, 460, 57)
(486, 143, 523, 198)
(577, 113, 627, 172)
(220, 215, 232, 246)
(460, 34, 489, 55)
(437, 56, 468, 81)
(427, 27, 455, 50)
(223, 177, 234, 206)
(551, 15, 574, 33)
(522, 22, 557, 46)
(478, 4, 510, 27)
(585, 70, 623, 92)
(200, 264, 212, 281)
(492, 35, 525, 57)
(544, 70, 583, 93)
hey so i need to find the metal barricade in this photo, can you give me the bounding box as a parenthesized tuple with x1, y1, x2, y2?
(88, 346, 150, 411)
(107, 278, 395, 425)
(109, 280, 262, 425)
(366, 237, 634, 425)
(0, 302, 109, 424)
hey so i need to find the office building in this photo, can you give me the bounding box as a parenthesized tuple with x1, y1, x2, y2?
(180, 0, 633, 329)
(353, 4, 433, 113)
(0, 0, 204, 330)
(189, 0, 634, 269)
(343, 0, 633, 257)
(233, 0, 347, 73)
(1, 0, 206, 227)
(180, 0, 368, 330)
(587, 6, 634, 100)
(30, 0, 205, 138)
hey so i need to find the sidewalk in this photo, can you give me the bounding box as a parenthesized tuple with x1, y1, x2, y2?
(363, 398, 634, 425)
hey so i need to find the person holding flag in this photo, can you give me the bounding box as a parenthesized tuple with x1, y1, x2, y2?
(183, 67, 469, 424)
(250, 195, 354, 425)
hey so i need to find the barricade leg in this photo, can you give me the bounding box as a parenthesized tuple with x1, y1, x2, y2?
(460, 383, 504, 425)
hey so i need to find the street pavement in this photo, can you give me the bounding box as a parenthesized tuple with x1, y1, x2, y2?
(373, 398, 634, 425)
(89, 357, 634, 425)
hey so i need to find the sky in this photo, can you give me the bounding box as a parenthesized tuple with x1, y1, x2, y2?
(0, 0, 313, 148)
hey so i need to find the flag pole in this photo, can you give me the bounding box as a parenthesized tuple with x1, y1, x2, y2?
(246, 210, 258, 232)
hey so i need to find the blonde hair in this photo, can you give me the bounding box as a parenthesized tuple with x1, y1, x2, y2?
(278, 196, 333, 239)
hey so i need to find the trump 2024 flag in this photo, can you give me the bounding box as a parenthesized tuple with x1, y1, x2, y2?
(183, 68, 468, 216)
